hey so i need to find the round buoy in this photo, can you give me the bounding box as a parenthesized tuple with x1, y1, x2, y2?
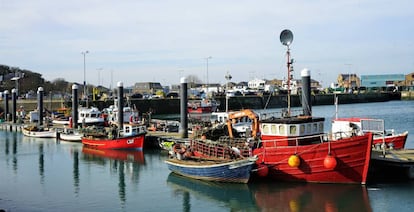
(201, 135, 207, 140)
(257, 164, 269, 177)
(324, 155, 337, 169)
(288, 155, 301, 167)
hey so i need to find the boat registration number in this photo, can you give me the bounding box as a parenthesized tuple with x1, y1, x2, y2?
(127, 139, 134, 144)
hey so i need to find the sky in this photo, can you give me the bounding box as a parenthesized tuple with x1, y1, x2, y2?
(1, 0, 414, 88)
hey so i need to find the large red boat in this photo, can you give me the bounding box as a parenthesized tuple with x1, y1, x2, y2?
(187, 99, 219, 113)
(81, 124, 146, 150)
(254, 116, 373, 184)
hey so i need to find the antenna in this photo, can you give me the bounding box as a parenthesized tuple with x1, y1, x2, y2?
(280, 29, 294, 116)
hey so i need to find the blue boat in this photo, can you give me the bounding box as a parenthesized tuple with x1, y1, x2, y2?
(165, 156, 257, 183)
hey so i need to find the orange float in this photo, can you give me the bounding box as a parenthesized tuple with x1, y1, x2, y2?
(323, 155, 337, 169)
(288, 154, 301, 167)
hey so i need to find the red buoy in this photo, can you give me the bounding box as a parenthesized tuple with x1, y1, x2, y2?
(324, 155, 337, 169)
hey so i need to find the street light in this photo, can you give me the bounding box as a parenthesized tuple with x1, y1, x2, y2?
(205, 56, 212, 97)
(81, 50, 89, 106)
(225, 71, 232, 113)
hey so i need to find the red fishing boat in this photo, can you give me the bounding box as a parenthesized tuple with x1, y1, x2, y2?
(187, 99, 219, 113)
(251, 29, 373, 184)
(81, 123, 146, 150)
(331, 117, 408, 150)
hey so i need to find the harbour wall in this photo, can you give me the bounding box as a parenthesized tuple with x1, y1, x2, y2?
(0, 92, 401, 116)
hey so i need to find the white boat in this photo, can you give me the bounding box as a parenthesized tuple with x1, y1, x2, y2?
(78, 107, 105, 126)
(58, 128, 82, 142)
(22, 125, 57, 138)
(104, 105, 140, 125)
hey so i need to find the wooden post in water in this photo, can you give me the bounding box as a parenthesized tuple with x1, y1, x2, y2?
(11, 88, 17, 124)
(117, 82, 124, 129)
(4, 90, 9, 121)
(72, 84, 79, 129)
(180, 77, 188, 138)
(37, 87, 44, 127)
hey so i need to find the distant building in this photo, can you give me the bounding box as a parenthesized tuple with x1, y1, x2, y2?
(405, 72, 414, 86)
(133, 82, 163, 94)
(360, 74, 405, 88)
(337, 74, 360, 88)
(248, 78, 266, 90)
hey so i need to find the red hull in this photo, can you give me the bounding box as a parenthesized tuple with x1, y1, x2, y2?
(82, 134, 145, 150)
(253, 133, 373, 184)
(373, 132, 408, 150)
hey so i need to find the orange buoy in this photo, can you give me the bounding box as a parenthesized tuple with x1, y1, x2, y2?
(324, 155, 337, 169)
(257, 164, 269, 177)
(288, 154, 301, 167)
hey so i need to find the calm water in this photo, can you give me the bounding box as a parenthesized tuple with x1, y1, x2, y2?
(1, 101, 414, 212)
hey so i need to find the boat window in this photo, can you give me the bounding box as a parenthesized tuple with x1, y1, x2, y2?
(271, 124, 277, 134)
(290, 125, 297, 135)
(125, 126, 130, 134)
(279, 125, 285, 135)
(319, 123, 324, 132)
(300, 125, 305, 134)
(262, 124, 270, 134)
(313, 123, 318, 132)
(307, 124, 311, 133)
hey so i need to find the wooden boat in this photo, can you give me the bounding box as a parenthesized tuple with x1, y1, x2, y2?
(331, 117, 408, 150)
(22, 125, 57, 138)
(58, 128, 82, 142)
(81, 123, 146, 149)
(165, 153, 257, 183)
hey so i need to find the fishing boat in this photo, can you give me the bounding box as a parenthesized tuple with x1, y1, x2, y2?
(188, 99, 219, 113)
(78, 107, 105, 126)
(251, 30, 373, 184)
(22, 125, 57, 138)
(165, 147, 257, 183)
(81, 123, 146, 149)
(331, 117, 408, 150)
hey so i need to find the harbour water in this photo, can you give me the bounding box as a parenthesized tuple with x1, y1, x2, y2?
(1, 100, 413, 211)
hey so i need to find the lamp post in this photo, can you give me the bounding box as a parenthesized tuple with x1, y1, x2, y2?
(225, 71, 232, 113)
(205, 56, 212, 97)
(81, 51, 89, 107)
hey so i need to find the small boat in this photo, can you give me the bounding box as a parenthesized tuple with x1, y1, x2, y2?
(78, 107, 105, 126)
(58, 128, 83, 142)
(331, 117, 408, 150)
(81, 123, 146, 149)
(165, 149, 257, 183)
(22, 125, 57, 138)
(188, 99, 219, 113)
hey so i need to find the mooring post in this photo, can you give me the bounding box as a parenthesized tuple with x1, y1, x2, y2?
(117, 81, 124, 129)
(11, 89, 17, 124)
(72, 84, 79, 129)
(180, 77, 188, 138)
(37, 87, 44, 128)
(4, 90, 9, 122)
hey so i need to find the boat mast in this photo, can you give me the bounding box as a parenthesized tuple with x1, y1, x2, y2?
(280, 29, 294, 117)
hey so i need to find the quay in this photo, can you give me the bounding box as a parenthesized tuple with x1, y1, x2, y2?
(370, 149, 414, 181)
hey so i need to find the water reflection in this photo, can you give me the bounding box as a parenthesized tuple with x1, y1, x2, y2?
(73, 149, 80, 195)
(167, 173, 372, 212)
(167, 173, 258, 211)
(81, 147, 146, 206)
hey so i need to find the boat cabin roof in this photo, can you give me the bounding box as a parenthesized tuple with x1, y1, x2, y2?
(261, 116, 325, 124)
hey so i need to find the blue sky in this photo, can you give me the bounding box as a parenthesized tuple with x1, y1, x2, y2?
(1, 0, 413, 88)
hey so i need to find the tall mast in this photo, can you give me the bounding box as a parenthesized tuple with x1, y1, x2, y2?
(280, 29, 294, 117)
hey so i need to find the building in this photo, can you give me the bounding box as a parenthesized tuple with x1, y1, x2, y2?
(360, 74, 405, 88)
(337, 74, 360, 89)
(133, 82, 163, 94)
(405, 72, 414, 86)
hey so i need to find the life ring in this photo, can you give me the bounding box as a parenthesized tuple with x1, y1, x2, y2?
(173, 144, 186, 155)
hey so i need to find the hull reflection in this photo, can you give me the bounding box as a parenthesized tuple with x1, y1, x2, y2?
(82, 147, 145, 164)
